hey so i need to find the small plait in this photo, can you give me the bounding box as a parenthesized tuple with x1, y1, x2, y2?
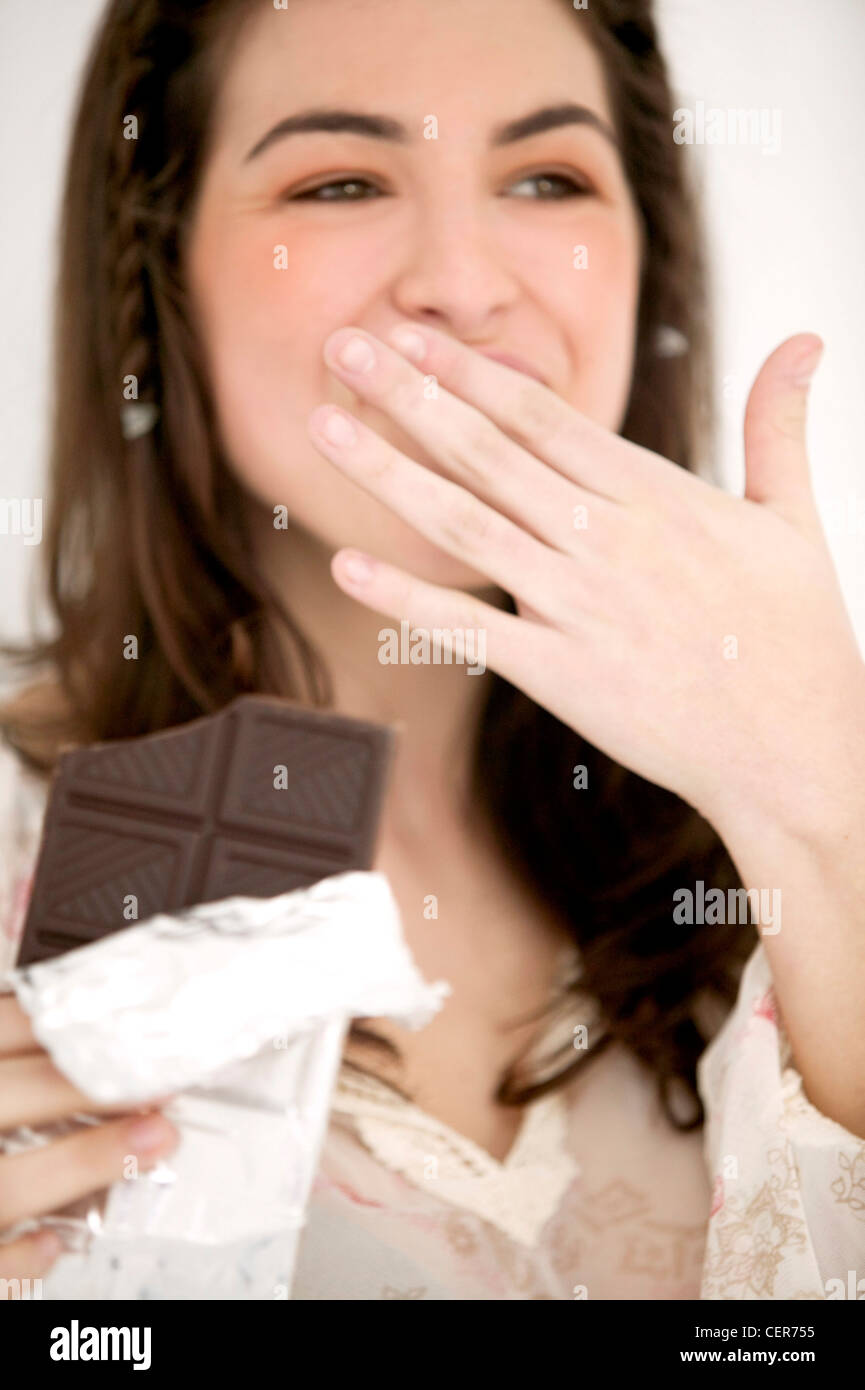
(612, 18, 657, 59)
(108, 54, 160, 425)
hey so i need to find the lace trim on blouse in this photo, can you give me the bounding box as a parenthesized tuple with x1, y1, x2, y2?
(330, 943, 586, 1247)
(331, 1066, 581, 1247)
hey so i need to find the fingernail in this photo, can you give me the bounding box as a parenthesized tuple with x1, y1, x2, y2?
(338, 550, 375, 584)
(336, 335, 376, 372)
(389, 326, 427, 364)
(791, 339, 823, 386)
(317, 408, 357, 446)
(128, 1112, 174, 1154)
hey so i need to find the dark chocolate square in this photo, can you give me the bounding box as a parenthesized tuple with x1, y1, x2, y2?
(17, 695, 394, 965)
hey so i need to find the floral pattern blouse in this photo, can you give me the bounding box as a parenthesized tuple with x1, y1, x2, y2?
(1, 737, 863, 1300)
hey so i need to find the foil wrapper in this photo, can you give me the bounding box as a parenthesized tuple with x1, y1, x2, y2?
(0, 870, 449, 1299)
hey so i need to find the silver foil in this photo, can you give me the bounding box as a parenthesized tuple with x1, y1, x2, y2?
(0, 870, 449, 1298)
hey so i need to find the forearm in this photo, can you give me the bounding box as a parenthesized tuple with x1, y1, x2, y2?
(711, 794, 865, 1139)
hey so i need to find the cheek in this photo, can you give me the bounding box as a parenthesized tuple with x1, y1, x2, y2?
(194, 228, 338, 441)
(187, 223, 468, 572)
(190, 217, 391, 470)
(553, 214, 641, 427)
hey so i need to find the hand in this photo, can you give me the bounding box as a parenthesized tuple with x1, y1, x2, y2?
(0, 995, 178, 1294)
(307, 324, 865, 837)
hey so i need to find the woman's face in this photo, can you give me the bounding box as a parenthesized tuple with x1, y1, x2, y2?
(185, 0, 643, 589)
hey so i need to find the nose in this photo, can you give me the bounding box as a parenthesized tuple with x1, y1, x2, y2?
(389, 201, 521, 338)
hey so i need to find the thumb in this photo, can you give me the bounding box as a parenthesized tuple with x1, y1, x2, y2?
(743, 333, 823, 525)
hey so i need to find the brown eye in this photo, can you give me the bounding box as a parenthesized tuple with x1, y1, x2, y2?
(508, 172, 593, 199)
(288, 178, 382, 201)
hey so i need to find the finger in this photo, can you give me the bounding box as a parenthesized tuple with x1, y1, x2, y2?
(0, 996, 38, 1056)
(308, 405, 584, 626)
(381, 321, 686, 503)
(329, 548, 586, 699)
(0, 1052, 162, 1130)
(321, 327, 614, 545)
(0, 1229, 64, 1287)
(0, 1110, 178, 1230)
(743, 333, 823, 527)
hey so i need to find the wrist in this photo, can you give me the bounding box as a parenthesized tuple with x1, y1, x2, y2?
(706, 758, 865, 891)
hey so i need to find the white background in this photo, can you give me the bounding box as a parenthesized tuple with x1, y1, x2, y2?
(1, 0, 863, 668)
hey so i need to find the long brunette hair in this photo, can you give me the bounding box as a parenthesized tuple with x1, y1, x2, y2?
(0, 0, 753, 1129)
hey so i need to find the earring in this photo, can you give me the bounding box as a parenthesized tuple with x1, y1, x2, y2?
(653, 324, 690, 358)
(121, 401, 160, 440)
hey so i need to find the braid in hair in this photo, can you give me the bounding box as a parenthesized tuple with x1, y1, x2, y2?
(87, 0, 330, 723)
(101, 1, 166, 434)
(98, 13, 208, 714)
(111, 91, 161, 437)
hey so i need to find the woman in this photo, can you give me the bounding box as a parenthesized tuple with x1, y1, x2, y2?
(1, 0, 863, 1300)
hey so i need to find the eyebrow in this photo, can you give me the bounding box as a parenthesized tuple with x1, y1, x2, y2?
(243, 102, 619, 162)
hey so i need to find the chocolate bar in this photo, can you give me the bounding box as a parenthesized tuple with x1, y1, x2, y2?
(17, 695, 395, 966)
